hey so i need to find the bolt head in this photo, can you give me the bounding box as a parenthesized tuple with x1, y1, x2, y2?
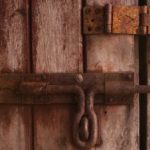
(75, 74, 83, 83)
(128, 74, 133, 80)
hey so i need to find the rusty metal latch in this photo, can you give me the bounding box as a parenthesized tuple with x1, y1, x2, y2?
(1, 73, 150, 148)
(84, 4, 150, 35)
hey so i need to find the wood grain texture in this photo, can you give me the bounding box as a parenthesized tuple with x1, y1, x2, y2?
(32, 0, 83, 73)
(34, 105, 78, 150)
(0, 105, 32, 150)
(0, 0, 31, 149)
(0, 0, 29, 72)
(32, 0, 83, 149)
(86, 0, 139, 150)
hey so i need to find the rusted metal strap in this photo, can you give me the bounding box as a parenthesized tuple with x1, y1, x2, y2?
(0, 72, 149, 105)
(84, 4, 150, 35)
(0, 73, 133, 105)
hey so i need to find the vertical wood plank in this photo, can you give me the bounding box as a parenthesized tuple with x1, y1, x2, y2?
(0, 0, 29, 72)
(32, 0, 83, 73)
(85, 0, 139, 150)
(147, 1, 150, 149)
(0, 0, 31, 149)
(32, 0, 82, 149)
(0, 105, 32, 150)
(34, 105, 78, 150)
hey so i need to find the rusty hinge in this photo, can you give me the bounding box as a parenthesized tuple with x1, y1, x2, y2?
(1, 73, 150, 148)
(84, 4, 150, 35)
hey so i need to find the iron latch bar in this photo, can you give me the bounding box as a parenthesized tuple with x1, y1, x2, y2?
(0, 72, 149, 105)
(84, 4, 150, 35)
(0, 73, 133, 105)
(0, 72, 150, 148)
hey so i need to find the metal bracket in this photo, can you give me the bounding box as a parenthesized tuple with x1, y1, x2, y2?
(83, 4, 150, 35)
(0, 72, 150, 148)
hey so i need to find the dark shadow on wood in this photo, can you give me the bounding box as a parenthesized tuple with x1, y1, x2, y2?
(82, 0, 87, 73)
(139, 1, 148, 149)
(28, 0, 34, 150)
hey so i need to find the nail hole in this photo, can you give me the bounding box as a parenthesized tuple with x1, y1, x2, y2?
(91, 19, 95, 22)
(104, 111, 107, 114)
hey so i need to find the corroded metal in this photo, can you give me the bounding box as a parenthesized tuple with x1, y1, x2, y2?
(140, 6, 148, 34)
(105, 73, 134, 104)
(0, 72, 149, 104)
(105, 4, 112, 33)
(79, 116, 89, 141)
(1, 73, 150, 148)
(83, 6, 105, 34)
(73, 89, 99, 148)
(84, 4, 150, 35)
(112, 5, 139, 34)
(0, 73, 134, 104)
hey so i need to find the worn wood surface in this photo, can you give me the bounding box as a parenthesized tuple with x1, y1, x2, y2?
(32, 0, 83, 73)
(32, 0, 140, 149)
(34, 105, 78, 150)
(0, 0, 29, 73)
(0, 0, 141, 149)
(32, 0, 83, 149)
(86, 0, 139, 150)
(0, 105, 32, 150)
(0, 0, 31, 150)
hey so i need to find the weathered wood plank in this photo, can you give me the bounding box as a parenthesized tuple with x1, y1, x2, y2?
(0, 105, 32, 150)
(0, 0, 29, 72)
(0, 0, 31, 149)
(32, 0, 83, 73)
(86, 0, 139, 150)
(32, 0, 82, 149)
(34, 105, 77, 150)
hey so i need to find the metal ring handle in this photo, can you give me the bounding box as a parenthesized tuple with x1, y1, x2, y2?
(73, 86, 103, 148)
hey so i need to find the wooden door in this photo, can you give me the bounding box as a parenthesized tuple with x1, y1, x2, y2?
(1, 0, 150, 150)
